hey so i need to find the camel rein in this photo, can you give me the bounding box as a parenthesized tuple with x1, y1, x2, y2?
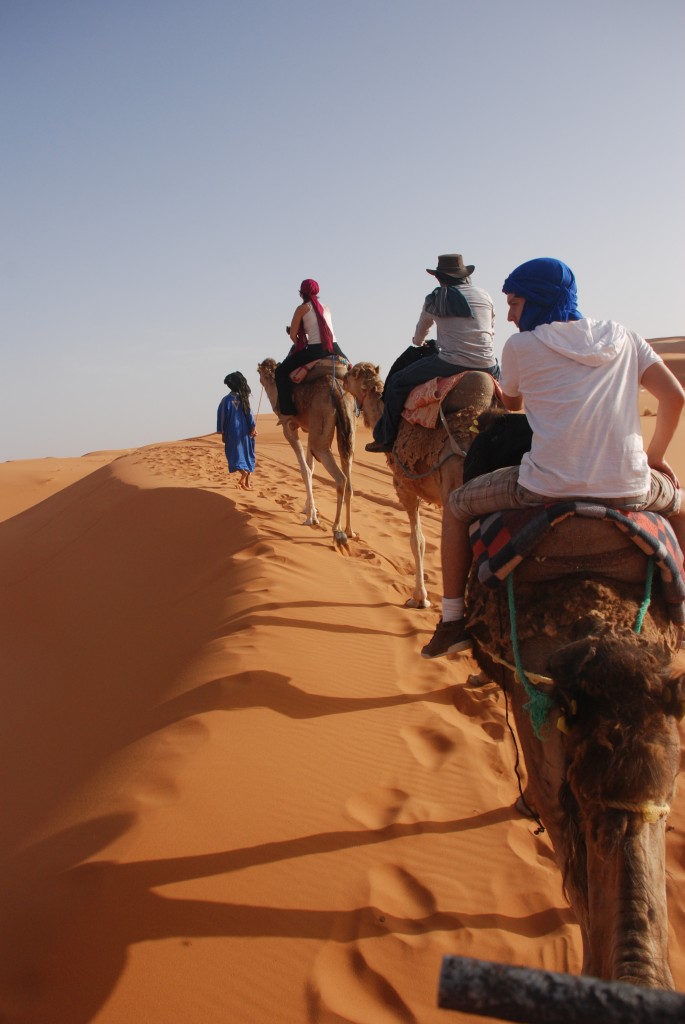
(389, 406, 475, 479)
(503, 559, 668, 824)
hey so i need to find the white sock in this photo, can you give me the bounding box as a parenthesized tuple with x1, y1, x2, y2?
(442, 597, 465, 622)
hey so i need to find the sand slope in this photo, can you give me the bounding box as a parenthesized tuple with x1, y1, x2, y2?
(0, 414, 683, 1023)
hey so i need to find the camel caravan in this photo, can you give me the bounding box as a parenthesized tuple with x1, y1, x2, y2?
(262, 261, 685, 994)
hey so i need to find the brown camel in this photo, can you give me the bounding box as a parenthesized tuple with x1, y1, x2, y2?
(343, 361, 496, 606)
(257, 358, 356, 545)
(467, 523, 685, 987)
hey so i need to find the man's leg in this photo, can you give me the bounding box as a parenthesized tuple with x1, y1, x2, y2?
(367, 354, 456, 452)
(421, 465, 528, 659)
(667, 493, 685, 556)
(420, 505, 474, 658)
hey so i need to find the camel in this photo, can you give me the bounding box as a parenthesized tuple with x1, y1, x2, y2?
(257, 358, 356, 545)
(456, 409, 685, 985)
(467, 548, 685, 986)
(343, 361, 496, 606)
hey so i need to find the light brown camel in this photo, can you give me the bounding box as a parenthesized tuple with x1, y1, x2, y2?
(467, 523, 685, 987)
(257, 358, 356, 545)
(343, 361, 496, 606)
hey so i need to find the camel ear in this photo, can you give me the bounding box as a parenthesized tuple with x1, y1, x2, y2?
(659, 669, 685, 719)
(548, 637, 598, 684)
(374, 365, 380, 375)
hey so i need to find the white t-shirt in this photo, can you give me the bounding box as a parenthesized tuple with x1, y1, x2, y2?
(500, 318, 661, 497)
(412, 284, 496, 367)
(302, 303, 336, 346)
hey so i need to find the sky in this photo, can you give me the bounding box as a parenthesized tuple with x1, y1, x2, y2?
(2, 0, 684, 461)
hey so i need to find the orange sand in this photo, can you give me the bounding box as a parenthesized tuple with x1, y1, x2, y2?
(1, 342, 684, 1022)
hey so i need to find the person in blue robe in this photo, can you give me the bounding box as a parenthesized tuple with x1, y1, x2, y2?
(217, 372, 256, 488)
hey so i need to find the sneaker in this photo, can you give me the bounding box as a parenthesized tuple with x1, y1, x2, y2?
(365, 440, 393, 453)
(421, 618, 472, 659)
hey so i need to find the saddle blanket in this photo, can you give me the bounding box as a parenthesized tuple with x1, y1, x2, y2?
(290, 356, 349, 384)
(402, 372, 504, 429)
(469, 501, 685, 624)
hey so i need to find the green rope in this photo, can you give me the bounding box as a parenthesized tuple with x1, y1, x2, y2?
(506, 573, 554, 740)
(506, 554, 655, 738)
(633, 556, 654, 634)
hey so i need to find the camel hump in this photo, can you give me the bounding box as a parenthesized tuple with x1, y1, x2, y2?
(290, 356, 350, 384)
(441, 371, 495, 414)
(514, 518, 648, 585)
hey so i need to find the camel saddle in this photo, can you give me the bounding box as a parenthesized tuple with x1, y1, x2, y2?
(290, 356, 350, 385)
(402, 371, 501, 429)
(469, 501, 685, 624)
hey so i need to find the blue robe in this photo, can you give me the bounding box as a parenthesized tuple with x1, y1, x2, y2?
(217, 393, 256, 473)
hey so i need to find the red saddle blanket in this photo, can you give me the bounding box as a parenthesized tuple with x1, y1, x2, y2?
(290, 356, 349, 384)
(402, 372, 503, 428)
(469, 501, 685, 624)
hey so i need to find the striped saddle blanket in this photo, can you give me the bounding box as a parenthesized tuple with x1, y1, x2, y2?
(469, 501, 685, 624)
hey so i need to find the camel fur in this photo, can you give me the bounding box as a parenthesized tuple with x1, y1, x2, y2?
(257, 358, 356, 545)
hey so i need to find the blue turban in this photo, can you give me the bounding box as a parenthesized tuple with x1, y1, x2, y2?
(502, 258, 583, 332)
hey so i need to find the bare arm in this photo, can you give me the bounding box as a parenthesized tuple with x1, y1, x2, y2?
(641, 360, 685, 484)
(288, 302, 309, 342)
(502, 392, 524, 412)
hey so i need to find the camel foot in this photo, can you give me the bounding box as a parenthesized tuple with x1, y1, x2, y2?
(405, 597, 431, 609)
(334, 530, 349, 546)
(467, 670, 490, 688)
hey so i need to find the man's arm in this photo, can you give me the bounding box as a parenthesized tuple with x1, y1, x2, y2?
(412, 309, 434, 346)
(502, 392, 523, 411)
(641, 360, 685, 483)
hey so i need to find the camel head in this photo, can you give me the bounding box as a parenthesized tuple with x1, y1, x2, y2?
(257, 359, 278, 387)
(547, 634, 685, 845)
(343, 362, 383, 403)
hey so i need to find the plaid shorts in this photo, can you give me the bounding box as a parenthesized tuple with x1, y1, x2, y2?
(448, 465, 681, 521)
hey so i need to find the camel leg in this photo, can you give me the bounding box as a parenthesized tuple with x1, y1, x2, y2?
(285, 433, 318, 526)
(339, 451, 356, 540)
(403, 495, 430, 608)
(313, 447, 349, 545)
(302, 440, 319, 525)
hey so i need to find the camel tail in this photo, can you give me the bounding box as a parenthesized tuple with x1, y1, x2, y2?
(332, 381, 355, 461)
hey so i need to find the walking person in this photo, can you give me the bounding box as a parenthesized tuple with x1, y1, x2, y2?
(217, 371, 257, 489)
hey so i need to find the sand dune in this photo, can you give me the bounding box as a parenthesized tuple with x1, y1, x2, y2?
(0, 407, 683, 1023)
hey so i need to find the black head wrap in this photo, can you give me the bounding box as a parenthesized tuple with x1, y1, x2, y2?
(224, 371, 252, 417)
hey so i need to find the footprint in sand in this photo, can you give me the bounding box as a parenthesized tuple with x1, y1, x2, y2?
(345, 787, 409, 830)
(399, 725, 455, 770)
(368, 862, 436, 922)
(311, 944, 416, 1024)
(130, 719, 208, 806)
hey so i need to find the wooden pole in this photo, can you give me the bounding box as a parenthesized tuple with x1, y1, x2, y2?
(438, 955, 685, 1023)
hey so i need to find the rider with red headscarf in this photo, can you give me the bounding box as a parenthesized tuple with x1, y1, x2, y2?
(275, 279, 349, 416)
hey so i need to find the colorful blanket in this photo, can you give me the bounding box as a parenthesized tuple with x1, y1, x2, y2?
(401, 372, 504, 429)
(468, 501, 685, 624)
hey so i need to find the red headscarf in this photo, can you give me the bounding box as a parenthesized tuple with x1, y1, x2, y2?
(295, 278, 334, 353)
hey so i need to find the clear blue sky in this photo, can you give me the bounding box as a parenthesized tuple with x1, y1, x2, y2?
(2, 0, 684, 460)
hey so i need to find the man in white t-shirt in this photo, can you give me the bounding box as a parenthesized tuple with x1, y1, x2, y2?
(422, 257, 685, 659)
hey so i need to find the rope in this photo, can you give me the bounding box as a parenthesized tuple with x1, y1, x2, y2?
(634, 556, 655, 634)
(491, 593, 544, 831)
(603, 798, 670, 823)
(255, 384, 264, 422)
(507, 572, 555, 740)
(391, 447, 457, 480)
